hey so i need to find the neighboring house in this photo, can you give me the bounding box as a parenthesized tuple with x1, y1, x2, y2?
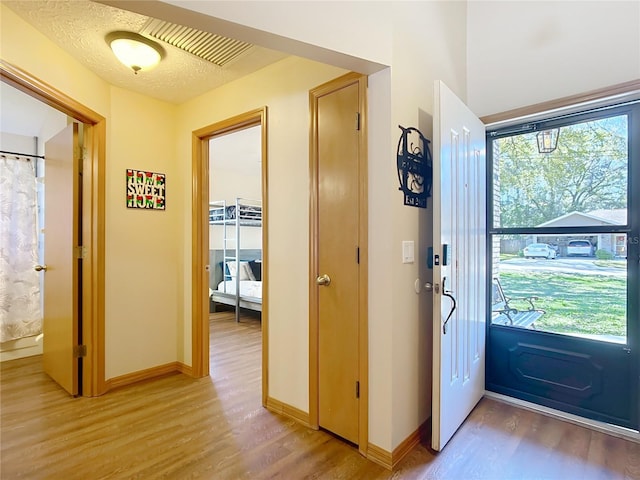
(533, 209, 627, 257)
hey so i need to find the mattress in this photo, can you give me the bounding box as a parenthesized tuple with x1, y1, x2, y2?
(214, 280, 262, 299)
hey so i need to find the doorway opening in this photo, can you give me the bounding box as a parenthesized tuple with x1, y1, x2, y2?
(208, 125, 263, 322)
(191, 107, 268, 405)
(207, 123, 264, 405)
(0, 61, 106, 397)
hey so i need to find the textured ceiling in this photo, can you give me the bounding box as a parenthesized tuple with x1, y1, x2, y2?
(3, 0, 289, 105)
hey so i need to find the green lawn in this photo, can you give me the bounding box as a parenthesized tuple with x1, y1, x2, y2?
(498, 271, 626, 337)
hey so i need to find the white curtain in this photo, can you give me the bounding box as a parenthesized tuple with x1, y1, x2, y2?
(0, 155, 42, 342)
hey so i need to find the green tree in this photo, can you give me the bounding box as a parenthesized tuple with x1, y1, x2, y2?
(495, 116, 627, 227)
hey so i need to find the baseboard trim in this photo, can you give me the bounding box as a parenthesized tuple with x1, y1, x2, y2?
(176, 362, 193, 376)
(485, 391, 640, 444)
(366, 443, 392, 470)
(105, 362, 183, 392)
(265, 396, 311, 428)
(367, 443, 393, 470)
(391, 417, 429, 467)
(367, 418, 429, 471)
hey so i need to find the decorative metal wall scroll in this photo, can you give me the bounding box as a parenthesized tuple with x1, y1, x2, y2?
(396, 125, 432, 208)
(126, 169, 166, 210)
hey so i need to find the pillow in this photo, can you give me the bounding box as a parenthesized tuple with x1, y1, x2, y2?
(241, 261, 256, 281)
(226, 261, 255, 281)
(248, 259, 262, 281)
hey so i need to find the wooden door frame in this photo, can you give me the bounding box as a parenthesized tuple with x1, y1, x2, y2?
(309, 72, 368, 453)
(0, 60, 106, 396)
(191, 108, 269, 405)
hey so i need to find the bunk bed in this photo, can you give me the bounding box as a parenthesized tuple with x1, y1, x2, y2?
(208, 197, 262, 321)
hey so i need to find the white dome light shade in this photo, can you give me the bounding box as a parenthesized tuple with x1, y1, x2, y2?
(106, 31, 165, 74)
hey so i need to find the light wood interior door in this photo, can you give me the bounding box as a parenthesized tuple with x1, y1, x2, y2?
(42, 122, 80, 396)
(316, 81, 361, 444)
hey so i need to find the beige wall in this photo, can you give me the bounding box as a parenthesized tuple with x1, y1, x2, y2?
(366, 68, 394, 448)
(105, 86, 181, 378)
(387, 0, 468, 449)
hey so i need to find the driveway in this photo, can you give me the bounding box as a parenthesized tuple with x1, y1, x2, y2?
(498, 257, 627, 277)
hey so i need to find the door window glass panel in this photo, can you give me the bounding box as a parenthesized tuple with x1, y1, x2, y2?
(491, 234, 627, 344)
(492, 115, 628, 229)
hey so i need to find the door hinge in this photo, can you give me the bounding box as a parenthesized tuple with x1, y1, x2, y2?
(74, 345, 87, 357)
(356, 112, 361, 131)
(75, 246, 86, 259)
(356, 381, 360, 398)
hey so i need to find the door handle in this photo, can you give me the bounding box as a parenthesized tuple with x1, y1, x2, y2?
(441, 276, 456, 335)
(34, 264, 48, 272)
(316, 274, 331, 286)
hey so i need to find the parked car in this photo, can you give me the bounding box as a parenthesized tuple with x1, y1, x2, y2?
(567, 239, 593, 256)
(523, 243, 557, 259)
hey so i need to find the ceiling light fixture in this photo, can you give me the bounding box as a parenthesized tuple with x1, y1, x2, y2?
(536, 128, 560, 154)
(106, 31, 165, 74)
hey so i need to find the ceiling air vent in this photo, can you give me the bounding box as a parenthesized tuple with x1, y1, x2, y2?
(140, 19, 253, 67)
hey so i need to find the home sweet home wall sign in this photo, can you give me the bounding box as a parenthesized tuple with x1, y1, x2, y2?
(126, 169, 166, 210)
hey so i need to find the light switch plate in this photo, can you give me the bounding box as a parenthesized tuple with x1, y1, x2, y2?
(402, 240, 415, 263)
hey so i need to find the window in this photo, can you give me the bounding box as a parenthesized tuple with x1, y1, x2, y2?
(487, 102, 639, 343)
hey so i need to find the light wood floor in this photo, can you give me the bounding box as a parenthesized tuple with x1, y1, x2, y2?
(1, 310, 639, 479)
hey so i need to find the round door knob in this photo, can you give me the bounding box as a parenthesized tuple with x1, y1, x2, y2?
(316, 274, 331, 286)
(424, 282, 433, 292)
(34, 264, 48, 272)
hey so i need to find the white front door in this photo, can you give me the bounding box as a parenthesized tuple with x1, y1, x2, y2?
(431, 80, 487, 451)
